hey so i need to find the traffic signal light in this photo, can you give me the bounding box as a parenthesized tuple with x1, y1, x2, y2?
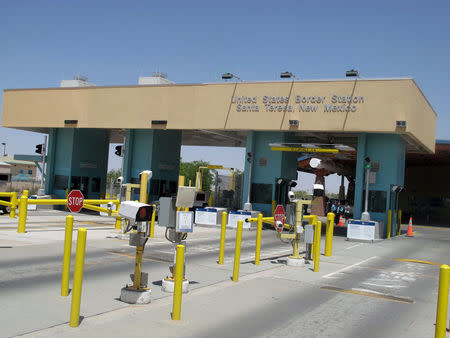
(364, 157, 371, 169)
(35, 144, 43, 154)
(115, 145, 123, 157)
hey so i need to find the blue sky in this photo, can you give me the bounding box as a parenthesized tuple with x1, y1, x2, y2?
(1, 0, 449, 192)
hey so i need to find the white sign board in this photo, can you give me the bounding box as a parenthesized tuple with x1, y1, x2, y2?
(195, 208, 217, 225)
(176, 211, 194, 233)
(347, 220, 376, 241)
(228, 211, 252, 229)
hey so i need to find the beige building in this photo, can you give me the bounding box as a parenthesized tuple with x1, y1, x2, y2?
(1, 76, 443, 230)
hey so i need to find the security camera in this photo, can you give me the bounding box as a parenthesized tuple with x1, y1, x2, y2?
(116, 176, 124, 184)
(118, 201, 153, 223)
(288, 191, 296, 202)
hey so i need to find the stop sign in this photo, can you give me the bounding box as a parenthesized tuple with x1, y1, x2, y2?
(67, 190, 84, 213)
(274, 205, 285, 232)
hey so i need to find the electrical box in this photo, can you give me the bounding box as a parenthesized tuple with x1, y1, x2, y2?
(304, 224, 314, 244)
(286, 203, 296, 226)
(158, 197, 176, 228)
(176, 186, 196, 209)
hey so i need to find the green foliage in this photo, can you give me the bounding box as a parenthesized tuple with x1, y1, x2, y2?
(294, 190, 311, 199)
(179, 160, 215, 192)
(326, 192, 340, 199)
(107, 169, 121, 184)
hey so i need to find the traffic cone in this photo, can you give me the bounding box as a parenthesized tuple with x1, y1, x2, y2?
(406, 217, 413, 237)
(338, 215, 344, 227)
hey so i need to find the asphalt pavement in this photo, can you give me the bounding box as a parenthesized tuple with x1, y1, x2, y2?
(0, 210, 449, 338)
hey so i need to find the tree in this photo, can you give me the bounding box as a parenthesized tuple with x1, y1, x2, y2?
(294, 190, 311, 199)
(179, 160, 216, 192)
(107, 169, 121, 184)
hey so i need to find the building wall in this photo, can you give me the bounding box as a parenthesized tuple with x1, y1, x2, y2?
(243, 131, 298, 215)
(2, 79, 436, 153)
(354, 133, 406, 236)
(46, 128, 109, 198)
(400, 165, 450, 225)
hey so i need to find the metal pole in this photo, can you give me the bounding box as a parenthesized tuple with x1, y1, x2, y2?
(150, 206, 156, 238)
(364, 167, 369, 213)
(39, 135, 47, 193)
(218, 211, 227, 265)
(70, 228, 87, 327)
(325, 213, 335, 256)
(244, 157, 253, 211)
(435, 264, 450, 338)
(9, 192, 17, 218)
(314, 221, 321, 272)
(232, 220, 243, 281)
(18, 195, 28, 233)
(61, 215, 74, 296)
(172, 244, 185, 320)
(255, 213, 263, 265)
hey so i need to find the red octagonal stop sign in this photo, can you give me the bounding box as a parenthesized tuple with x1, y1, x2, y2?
(67, 190, 84, 213)
(274, 205, 285, 232)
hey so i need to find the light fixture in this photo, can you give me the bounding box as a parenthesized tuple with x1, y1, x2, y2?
(289, 119, 299, 127)
(280, 71, 299, 80)
(221, 73, 242, 81)
(346, 69, 359, 77)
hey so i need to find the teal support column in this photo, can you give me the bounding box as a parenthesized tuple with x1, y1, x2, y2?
(45, 128, 57, 194)
(354, 133, 405, 237)
(353, 134, 366, 220)
(123, 129, 182, 202)
(242, 131, 297, 215)
(46, 128, 109, 199)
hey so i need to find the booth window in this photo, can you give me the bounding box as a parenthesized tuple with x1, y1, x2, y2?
(91, 177, 101, 193)
(250, 183, 273, 204)
(363, 190, 387, 213)
(54, 175, 69, 190)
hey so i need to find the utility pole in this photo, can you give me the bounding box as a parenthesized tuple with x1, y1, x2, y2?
(38, 135, 47, 196)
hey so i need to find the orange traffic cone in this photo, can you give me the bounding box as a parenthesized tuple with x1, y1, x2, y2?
(406, 217, 413, 237)
(338, 215, 344, 227)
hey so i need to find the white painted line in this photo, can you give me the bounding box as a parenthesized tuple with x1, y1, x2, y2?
(362, 282, 407, 289)
(323, 256, 378, 279)
(346, 243, 362, 250)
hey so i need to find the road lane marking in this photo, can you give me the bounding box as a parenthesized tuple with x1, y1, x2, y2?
(393, 258, 443, 266)
(321, 286, 414, 304)
(346, 243, 362, 250)
(323, 256, 377, 279)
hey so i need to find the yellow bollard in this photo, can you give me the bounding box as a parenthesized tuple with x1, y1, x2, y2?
(172, 244, 185, 320)
(218, 211, 227, 265)
(387, 209, 392, 239)
(325, 213, 335, 257)
(397, 209, 402, 236)
(314, 221, 321, 272)
(232, 220, 243, 282)
(61, 215, 74, 296)
(70, 228, 87, 327)
(23, 190, 29, 198)
(150, 205, 156, 238)
(309, 215, 318, 257)
(139, 171, 149, 204)
(18, 195, 28, 233)
(255, 213, 263, 265)
(271, 200, 276, 216)
(435, 264, 450, 338)
(10, 192, 17, 218)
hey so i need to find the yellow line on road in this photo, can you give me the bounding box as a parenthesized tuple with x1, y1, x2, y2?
(321, 286, 414, 304)
(393, 258, 442, 266)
